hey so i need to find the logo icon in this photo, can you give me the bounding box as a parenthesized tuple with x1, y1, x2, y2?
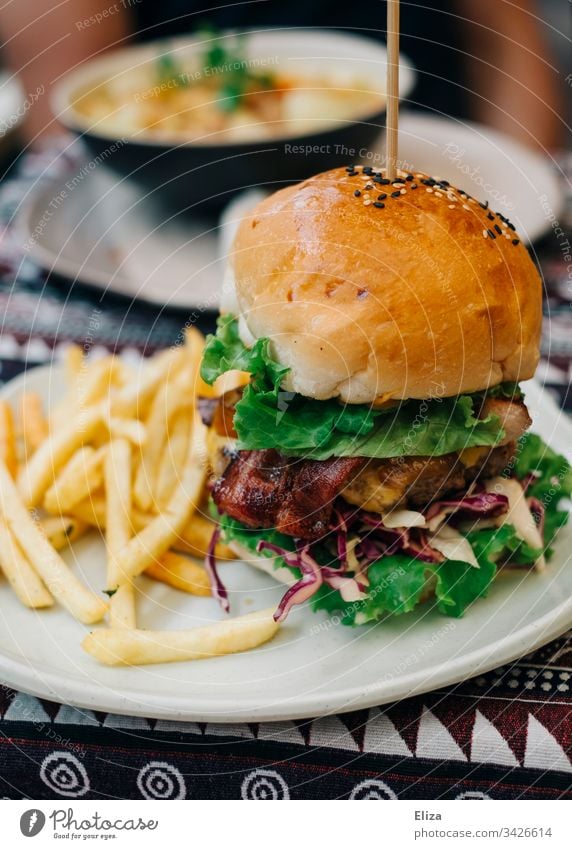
(20, 809, 46, 837)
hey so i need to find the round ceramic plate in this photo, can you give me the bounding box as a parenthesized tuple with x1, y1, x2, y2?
(0, 365, 571, 722)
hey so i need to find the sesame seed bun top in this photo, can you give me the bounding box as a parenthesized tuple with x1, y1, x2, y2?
(229, 166, 542, 403)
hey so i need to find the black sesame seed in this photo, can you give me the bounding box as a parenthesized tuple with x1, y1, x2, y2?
(391, 190, 401, 198)
(373, 201, 385, 208)
(380, 178, 390, 185)
(512, 239, 520, 246)
(487, 212, 495, 220)
(392, 179, 403, 185)
(348, 170, 358, 177)
(405, 174, 414, 181)
(439, 179, 450, 187)
(365, 184, 373, 190)
(508, 222, 516, 231)
(487, 229, 496, 239)
(346, 165, 356, 172)
(494, 224, 502, 235)
(354, 189, 361, 197)
(363, 166, 373, 174)
(377, 193, 387, 200)
(479, 200, 489, 210)
(410, 183, 418, 190)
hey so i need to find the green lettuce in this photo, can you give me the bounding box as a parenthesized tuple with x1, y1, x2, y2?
(201, 316, 506, 460)
(216, 511, 532, 625)
(514, 432, 572, 544)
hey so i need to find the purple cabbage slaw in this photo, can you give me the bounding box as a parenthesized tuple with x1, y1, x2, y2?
(204, 488, 516, 621)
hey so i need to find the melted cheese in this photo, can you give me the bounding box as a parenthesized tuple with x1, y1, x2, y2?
(458, 446, 489, 467)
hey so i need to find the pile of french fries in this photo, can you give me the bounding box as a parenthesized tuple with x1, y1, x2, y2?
(0, 329, 279, 666)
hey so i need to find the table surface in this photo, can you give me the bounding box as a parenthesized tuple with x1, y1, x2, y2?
(0, 143, 571, 801)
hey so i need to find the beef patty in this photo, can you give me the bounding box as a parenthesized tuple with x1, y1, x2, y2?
(342, 442, 516, 513)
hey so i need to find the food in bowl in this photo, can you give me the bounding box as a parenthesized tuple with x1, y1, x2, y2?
(71, 31, 386, 144)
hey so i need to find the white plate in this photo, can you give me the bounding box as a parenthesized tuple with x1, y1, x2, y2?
(398, 113, 563, 244)
(18, 115, 561, 309)
(1, 365, 571, 723)
(17, 166, 225, 311)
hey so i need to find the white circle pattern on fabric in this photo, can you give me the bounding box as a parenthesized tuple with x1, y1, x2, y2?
(136, 761, 186, 799)
(241, 768, 290, 799)
(349, 779, 397, 799)
(39, 751, 90, 797)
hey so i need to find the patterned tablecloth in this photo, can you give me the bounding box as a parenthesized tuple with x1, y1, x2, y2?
(0, 145, 571, 801)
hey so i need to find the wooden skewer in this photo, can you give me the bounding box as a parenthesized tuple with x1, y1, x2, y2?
(386, 0, 400, 180)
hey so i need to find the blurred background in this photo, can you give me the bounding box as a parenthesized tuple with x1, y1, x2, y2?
(0, 1, 569, 398)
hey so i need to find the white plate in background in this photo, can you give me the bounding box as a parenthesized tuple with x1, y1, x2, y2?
(0, 366, 570, 722)
(398, 113, 563, 243)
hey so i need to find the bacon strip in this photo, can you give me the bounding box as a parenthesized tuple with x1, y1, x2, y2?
(212, 449, 365, 540)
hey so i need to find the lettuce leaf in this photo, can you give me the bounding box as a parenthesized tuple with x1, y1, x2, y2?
(201, 316, 506, 460)
(217, 511, 507, 625)
(200, 313, 288, 392)
(515, 432, 572, 544)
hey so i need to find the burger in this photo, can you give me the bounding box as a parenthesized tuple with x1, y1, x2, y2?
(200, 165, 571, 625)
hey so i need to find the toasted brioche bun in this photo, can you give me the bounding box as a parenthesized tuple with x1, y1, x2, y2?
(230, 166, 542, 403)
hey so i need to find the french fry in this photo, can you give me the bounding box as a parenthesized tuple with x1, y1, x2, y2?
(69, 496, 107, 528)
(213, 370, 250, 397)
(109, 346, 185, 419)
(18, 392, 48, 457)
(118, 415, 207, 580)
(106, 416, 146, 446)
(40, 515, 89, 550)
(18, 405, 104, 507)
(131, 508, 233, 561)
(82, 608, 279, 665)
(145, 551, 211, 596)
(155, 411, 189, 508)
(0, 401, 17, 478)
(78, 356, 122, 408)
(0, 459, 107, 623)
(185, 327, 215, 399)
(105, 439, 136, 628)
(43, 445, 106, 514)
(176, 513, 235, 560)
(64, 344, 84, 385)
(133, 374, 191, 512)
(51, 355, 118, 432)
(0, 518, 53, 608)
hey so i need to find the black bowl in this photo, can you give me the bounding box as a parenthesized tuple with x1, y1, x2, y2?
(52, 29, 416, 214)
